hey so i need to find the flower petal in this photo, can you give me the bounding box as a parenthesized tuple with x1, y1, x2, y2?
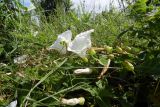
(67, 29, 94, 57)
(48, 30, 72, 54)
(7, 100, 17, 107)
(58, 30, 72, 44)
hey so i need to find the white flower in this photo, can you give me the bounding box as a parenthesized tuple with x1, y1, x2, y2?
(67, 29, 94, 57)
(48, 30, 72, 54)
(14, 55, 28, 64)
(48, 29, 94, 56)
(7, 100, 17, 107)
(61, 97, 85, 106)
(74, 68, 92, 75)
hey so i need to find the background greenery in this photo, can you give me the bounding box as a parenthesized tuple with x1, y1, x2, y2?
(0, 0, 160, 107)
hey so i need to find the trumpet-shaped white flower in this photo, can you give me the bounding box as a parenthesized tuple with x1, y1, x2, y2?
(61, 97, 85, 106)
(7, 100, 17, 107)
(68, 29, 94, 57)
(48, 29, 94, 56)
(74, 68, 92, 75)
(48, 30, 72, 54)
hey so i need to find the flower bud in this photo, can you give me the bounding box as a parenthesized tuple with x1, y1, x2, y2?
(78, 97, 85, 105)
(82, 57, 88, 63)
(74, 68, 92, 75)
(61, 97, 85, 106)
(108, 54, 114, 59)
(104, 45, 113, 53)
(123, 61, 135, 74)
(125, 46, 132, 52)
(61, 98, 79, 106)
(88, 48, 96, 56)
(116, 46, 123, 53)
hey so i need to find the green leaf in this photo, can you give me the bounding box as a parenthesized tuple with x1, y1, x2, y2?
(0, 2, 4, 7)
(98, 56, 109, 66)
(96, 80, 106, 89)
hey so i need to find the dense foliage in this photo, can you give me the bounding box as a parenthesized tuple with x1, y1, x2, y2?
(0, 0, 18, 62)
(0, 0, 160, 107)
(39, 0, 71, 18)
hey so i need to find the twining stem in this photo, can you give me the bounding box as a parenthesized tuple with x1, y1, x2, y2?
(98, 59, 111, 79)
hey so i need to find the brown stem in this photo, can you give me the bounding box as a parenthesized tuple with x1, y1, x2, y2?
(98, 59, 111, 79)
